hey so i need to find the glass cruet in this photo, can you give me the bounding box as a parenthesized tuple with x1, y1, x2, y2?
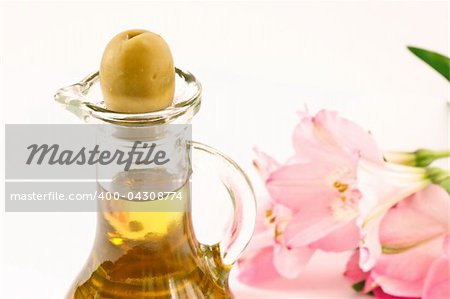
(54, 68, 257, 298)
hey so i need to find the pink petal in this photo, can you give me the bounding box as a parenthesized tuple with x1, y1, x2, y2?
(381, 210, 447, 249)
(291, 116, 359, 168)
(423, 254, 450, 299)
(373, 287, 420, 299)
(371, 238, 443, 298)
(443, 234, 450, 258)
(253, 199, 271, 230)
(245, 201, 294, 254)
(253, 148, 281, 180)
(359, 216, 383, 272)
(310, 219, 360, 252)
(357, 161, 430, 271)
(360, 185, 448, 298)
(244, 200, 292, 253)
(266, 162, 336, 210)
(313, 109, 384, 163)
(344, 250, 369, 284)
(291, 131, 356, 168)
(380, 185, 450, 250)
(237, 247, 280, 285)
(292, 110, 332, 159)
(365, 186, 450, 297)
(363, 275, 378, 294)
(357, 161, 429, 223)
(292, 110, 347, 160)
(244, 226, 275, 253)
(273, 245, 315, 279)
(284, 208, 345, 247)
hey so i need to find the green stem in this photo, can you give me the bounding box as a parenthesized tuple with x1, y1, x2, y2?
(415, 149, 450, 167)
(430, 150, 450, 160)
(426, 167, 450, 193)
(385, 149, 450, 167)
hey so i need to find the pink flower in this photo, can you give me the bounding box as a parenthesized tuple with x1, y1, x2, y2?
(238, 109, 384, 283)
(345, 185, 450, 299)
(344, 250, 420, 299)
(357, 161, 430, 271)
(237, 108, 434, 286)
(267, 109, 383, 252)
(237, 200, 316, 284)
(344, 250, 419, 299)
(238, 151, 314, 284)
(290, 110, 383, 164)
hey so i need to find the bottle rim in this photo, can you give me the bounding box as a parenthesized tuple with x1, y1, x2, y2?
(54, 68, 202, 125)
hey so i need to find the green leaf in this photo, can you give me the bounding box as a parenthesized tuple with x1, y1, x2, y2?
(351, 280, 375, 296)
(408, 46, 450, 81)
(352, 281, 366, 292)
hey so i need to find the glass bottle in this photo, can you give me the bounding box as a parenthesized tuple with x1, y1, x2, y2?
(55, 68, 256, 298)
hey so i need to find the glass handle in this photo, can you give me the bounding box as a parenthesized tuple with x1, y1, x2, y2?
(191, 142, 256, 266)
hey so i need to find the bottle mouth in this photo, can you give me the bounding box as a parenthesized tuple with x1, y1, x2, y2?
(54, 68, 202, 125)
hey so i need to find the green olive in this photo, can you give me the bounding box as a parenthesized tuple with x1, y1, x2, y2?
(100, 29, 175, 113)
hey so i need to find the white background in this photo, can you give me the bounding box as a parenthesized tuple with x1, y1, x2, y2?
(0, 1, 448, 298)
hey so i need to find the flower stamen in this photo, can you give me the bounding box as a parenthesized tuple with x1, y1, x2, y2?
(334, 181, 349, 193)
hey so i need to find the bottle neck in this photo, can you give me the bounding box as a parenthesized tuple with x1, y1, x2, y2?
(88, 124, 198, 271)
(95, 123, 192, 192)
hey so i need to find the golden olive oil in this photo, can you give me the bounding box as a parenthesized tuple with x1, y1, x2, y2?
(67, 171, 232, 299)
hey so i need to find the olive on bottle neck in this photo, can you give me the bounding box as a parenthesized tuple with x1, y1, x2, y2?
(100, 29, 175, 113)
